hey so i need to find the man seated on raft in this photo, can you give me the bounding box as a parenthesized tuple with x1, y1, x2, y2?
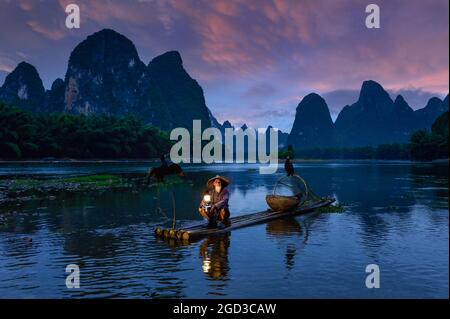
(199, 175, 231, 228)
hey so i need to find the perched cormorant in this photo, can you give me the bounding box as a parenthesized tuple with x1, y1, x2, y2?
(284, 156, 295, 176)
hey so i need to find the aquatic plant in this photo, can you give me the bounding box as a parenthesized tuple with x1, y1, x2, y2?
(317, 203, 345, 213)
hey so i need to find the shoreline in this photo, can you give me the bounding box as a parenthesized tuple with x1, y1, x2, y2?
(0, 174, 157, 210)
(0, 159, 161, 163)
(0, 158, 448, 164)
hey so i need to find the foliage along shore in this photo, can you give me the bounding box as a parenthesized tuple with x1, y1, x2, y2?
(1, 102, 448, 162)
(0, 103, 172, 160)
(0, 173, 190, 210)
(0, 174, 132, 206)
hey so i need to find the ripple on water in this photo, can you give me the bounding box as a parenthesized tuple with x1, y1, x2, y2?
(0, 161, 448, 298)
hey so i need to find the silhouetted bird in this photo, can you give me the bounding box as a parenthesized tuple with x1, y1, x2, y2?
(284, 156, 295, 176)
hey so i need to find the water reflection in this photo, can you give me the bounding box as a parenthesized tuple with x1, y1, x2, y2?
(266, 216, 312, 270)
(160, 232, 231, 295)
(0, 161, 448, 298)
(64, 231, 120, 258)
(267, 217, 301, 269)
(266, 217, 302, 237)
(199, 234, 230, 280)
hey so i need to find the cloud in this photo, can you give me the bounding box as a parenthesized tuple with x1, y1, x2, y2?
(0, 70, 7, 86)
(18, 0, 33, 11)
(388, 88, 447, 109)
(214, 101, 296, 130)
(27, 20, 66, 40)
(322, 90, 360, 118)
(0, 0, 448, 130)
(242, 83, 277, 98)
(0, 61, 14, 73)
(0, 53, 18, 73)
(0, 53, 15, 85)
(16, 51, 29, 59)
(46, 0, 449, 95)
(250, 108, 296, 119)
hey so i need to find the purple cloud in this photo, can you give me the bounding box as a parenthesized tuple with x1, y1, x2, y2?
(0, 0, 448, 133)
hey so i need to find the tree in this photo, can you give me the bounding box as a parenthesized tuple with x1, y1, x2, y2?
(279, 144, 294, 159)
(0, 102, 172, 159)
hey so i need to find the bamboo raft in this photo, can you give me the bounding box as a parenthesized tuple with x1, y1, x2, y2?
(154, 197, 335, 241)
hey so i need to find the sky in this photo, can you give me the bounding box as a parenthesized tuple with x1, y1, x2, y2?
(0, 0, 448, 132)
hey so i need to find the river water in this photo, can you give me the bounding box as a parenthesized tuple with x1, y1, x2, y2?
(0, 161, 448, 298)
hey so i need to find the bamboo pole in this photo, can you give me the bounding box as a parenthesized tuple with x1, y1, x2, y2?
(154, 198, 335, 240)
(185, 199, 334, 238)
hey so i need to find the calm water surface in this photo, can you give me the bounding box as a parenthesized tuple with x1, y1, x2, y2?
(0, 161, 448, 298)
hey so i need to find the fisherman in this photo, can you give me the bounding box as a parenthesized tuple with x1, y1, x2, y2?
(160, 154, 168, 168)
(199, 175, 231, 228)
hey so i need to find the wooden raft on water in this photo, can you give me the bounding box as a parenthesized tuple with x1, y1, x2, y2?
(154, 197, 335, 241)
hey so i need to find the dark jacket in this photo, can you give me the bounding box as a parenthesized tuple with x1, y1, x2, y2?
(212, 188, 229, 211)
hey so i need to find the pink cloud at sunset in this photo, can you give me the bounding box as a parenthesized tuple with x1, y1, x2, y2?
(0, 0, 448, 131)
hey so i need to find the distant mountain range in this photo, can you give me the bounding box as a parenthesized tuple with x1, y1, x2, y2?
(288, 80, 448, 148)
(0, 28, 447, 150)
(210, 120, 289, 153)
(0, 29, 210, 132)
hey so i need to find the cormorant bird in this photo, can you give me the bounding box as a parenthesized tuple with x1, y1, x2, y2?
(284, 156, 295, 176)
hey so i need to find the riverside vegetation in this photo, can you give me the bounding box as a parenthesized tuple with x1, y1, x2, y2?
(0, 103, 172, 159)
(1, 102, 447, 162)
